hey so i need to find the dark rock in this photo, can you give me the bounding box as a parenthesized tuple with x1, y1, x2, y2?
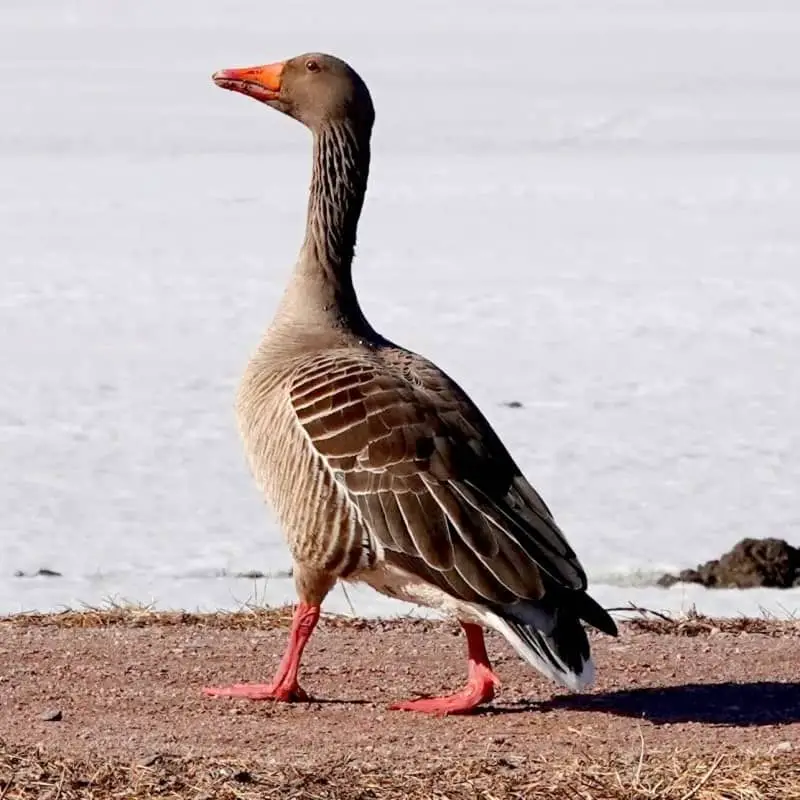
(36, 568, 62, 577)
(503, 401, 524, 409)
(40, 709, 63, 722)
(235, 570, 266, 579)
(14, 568, 62, 578)
(656, 572, 680, 588)
(658, 538, 800, 589)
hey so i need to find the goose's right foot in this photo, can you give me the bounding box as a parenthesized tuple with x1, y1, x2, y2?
(389, 622, 500, 716)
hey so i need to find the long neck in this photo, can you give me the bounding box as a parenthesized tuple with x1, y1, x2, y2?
(275, 119, 374, 335)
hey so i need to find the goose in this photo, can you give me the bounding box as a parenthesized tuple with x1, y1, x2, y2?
(203, 52, 617, 715)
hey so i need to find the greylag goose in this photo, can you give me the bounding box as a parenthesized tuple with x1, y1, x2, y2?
(204, 53, 617, 715)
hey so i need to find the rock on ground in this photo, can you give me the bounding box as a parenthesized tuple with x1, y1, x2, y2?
(659, 537, 800, 589)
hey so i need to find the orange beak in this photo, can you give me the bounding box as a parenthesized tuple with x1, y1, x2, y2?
(211, 61, 284, 103)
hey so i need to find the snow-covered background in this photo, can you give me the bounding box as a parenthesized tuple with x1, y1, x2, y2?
(2, 0, 799, 618)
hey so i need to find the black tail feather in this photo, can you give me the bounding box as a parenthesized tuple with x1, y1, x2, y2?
(503, 611, 591, 677)
(571, 590, 618, 637)
(494, 587, 616, 689)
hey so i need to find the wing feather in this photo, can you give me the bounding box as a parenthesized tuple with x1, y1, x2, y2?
(394, 490, 454, 569)
(289, 349, 587, 608)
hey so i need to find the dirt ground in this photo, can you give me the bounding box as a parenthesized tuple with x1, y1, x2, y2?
(1, 609, 799, 798)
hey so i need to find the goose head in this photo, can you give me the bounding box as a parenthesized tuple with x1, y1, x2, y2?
(212, 52, 375, 133)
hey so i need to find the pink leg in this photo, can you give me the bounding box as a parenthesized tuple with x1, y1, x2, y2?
(390, 622, 500, 716)
(203, 602, 320, 702)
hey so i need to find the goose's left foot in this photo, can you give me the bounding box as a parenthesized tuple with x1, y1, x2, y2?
(202, 681, 310, 702)
(202, 602, 319, 704)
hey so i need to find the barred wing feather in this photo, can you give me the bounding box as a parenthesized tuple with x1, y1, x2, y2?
(289, 351, 587, 607)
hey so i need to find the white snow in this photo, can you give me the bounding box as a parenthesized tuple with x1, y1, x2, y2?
(2, 0, 799, 619)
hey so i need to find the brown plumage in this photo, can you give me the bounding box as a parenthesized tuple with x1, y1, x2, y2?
(203, 53, 617, 715)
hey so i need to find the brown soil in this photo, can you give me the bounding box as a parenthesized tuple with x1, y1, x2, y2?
(1, 608, 799, 799)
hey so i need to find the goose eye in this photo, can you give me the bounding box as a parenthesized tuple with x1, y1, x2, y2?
(305, 60, 320, 73)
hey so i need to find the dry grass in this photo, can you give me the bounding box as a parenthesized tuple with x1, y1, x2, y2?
(1, 603, 298, 631)
(1, 740, 798, 800)
(0, 601, 448, 634)
(3, 601, 799, 638)
(609, 604, 800, 638)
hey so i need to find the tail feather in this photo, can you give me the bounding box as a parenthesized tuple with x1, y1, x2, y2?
(489, 611, 594, 692)
(486, 591, 616, 693)
(573, 591, 618, 637)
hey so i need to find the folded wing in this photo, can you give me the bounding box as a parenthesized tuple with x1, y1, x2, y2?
(289, 349, 587, 607)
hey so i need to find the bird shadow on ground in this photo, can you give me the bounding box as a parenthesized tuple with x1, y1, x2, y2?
(485, 682, 800, 726)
